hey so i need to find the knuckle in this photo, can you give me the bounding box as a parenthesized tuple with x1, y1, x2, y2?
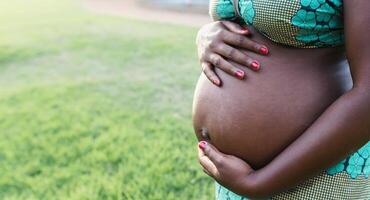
(237, 35, 246, 45)
(199, 51, 207, 61)
(211, 55, 222, 66)
(214, 156, 224, 166)
(208, 41, 218, 50)
(227, 48, 236, 58)
(215, 29, 225, 38)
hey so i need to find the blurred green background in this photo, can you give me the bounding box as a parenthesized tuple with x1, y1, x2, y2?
(0, 0, 213, 199)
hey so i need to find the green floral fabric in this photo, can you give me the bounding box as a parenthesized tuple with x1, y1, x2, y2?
(215, 0, 255, 24)
(327, 141, 370, 179)
(216, 182, 263, 200)
(239, 0, 255, 25)
(214, 0, 344, 47)
(215, 0, 236, 20)
(292, 0, 344, 47)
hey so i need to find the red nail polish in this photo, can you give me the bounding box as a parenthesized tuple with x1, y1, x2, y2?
(235, 70, 245, 80)
(251, 61, 260, 70)
(198, 141, 207, 150)
(260, 47, 269, 55)
(241, 27, 249, 34)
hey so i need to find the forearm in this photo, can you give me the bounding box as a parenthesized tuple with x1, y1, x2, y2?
(247, 87, 370, 197)
(243, 2, 370, 195)
(198, 0, 370, 198)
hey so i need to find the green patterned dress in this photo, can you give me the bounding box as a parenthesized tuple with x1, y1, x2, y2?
(210, 0, 344, 48)
(208, 0, 370, 199)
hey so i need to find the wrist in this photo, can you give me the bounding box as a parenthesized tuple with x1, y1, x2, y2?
(241, 170, 270, 199)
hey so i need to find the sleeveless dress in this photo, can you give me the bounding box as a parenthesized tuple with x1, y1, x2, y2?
(208, 0, 370, 199)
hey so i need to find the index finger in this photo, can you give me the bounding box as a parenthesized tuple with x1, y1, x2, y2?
(221, 20, 250, 35)
(222, 31, 269, 55)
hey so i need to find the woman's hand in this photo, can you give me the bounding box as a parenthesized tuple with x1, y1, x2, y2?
(196, 21, 269, 86)
(198, 141, 260, 198)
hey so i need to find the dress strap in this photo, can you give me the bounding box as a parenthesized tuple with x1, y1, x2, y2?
(233, 0, 242, 19)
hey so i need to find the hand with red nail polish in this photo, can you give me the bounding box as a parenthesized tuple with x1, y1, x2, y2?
(196, 21, 269, 86)
(197, 141, 257, 197)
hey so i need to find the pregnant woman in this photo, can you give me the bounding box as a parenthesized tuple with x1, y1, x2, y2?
(192, 0, 370, 199)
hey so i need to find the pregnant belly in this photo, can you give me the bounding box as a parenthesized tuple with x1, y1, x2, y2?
(192, 41, 351, 169)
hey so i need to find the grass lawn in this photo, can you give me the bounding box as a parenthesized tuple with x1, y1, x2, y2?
(0, 1, 213, 199)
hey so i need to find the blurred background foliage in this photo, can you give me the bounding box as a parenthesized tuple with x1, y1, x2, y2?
(0, 0, 213, 199)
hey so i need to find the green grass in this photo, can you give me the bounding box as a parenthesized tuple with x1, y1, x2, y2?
(0, 1, 213, 199)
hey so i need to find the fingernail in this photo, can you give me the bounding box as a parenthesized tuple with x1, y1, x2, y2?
(235, 70, 245, 80)
(198, 141, 207, 150)
(241, 27, 249, 34)
(251, 61, 260, 70)
(259, 47, 269, 55)
(213, 79, 220, 86)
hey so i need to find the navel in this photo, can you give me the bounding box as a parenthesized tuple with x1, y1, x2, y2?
(200, 127, 210, 141)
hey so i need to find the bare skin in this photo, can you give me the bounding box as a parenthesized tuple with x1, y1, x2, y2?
(193, 1, 370, 198)
(196, 21, 268, 86)
(194, 26, 351, 169)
